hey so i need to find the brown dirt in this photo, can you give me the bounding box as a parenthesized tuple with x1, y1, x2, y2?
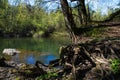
(80, 25, 120, 43)
(105, 26, 120, 37)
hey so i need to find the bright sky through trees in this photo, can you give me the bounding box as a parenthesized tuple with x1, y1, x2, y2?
(8, 0, 120, 14)
(89, 0, 120, 14)
(8, 0, 35, 5)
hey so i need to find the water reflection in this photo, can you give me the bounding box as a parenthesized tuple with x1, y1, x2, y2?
(39, 54, 57, 65)
(0, 38, 70, 65)
(25, 55, 36, 64)
(25, 54, 57, 65)
(12, 52, 58, 65)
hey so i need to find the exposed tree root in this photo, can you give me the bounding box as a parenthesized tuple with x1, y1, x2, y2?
(53, 37, 120, 80)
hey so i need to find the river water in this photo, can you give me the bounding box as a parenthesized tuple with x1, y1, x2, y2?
(0, 37, 70, 65)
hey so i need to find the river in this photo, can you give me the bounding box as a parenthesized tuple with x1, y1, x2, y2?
(0, 37, 70, 65)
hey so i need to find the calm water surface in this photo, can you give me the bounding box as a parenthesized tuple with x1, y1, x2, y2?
(0, 37, 70, 65)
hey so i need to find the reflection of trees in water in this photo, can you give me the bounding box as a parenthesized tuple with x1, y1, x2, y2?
(0, 37, 69, 52)
(0, 38, 69, 64)
(12, 51, 58, 65)
(12, 50, 40, 64)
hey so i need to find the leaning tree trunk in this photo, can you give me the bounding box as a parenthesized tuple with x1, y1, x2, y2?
(60, 0, 78, 44)
(77, 0, 88, 25)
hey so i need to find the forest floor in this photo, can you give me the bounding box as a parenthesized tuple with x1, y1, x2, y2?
(80, 25, 120, 43)
(105, 26, 120, 37)
(57, 25, 120, 80)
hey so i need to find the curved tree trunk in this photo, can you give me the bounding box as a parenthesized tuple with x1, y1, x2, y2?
(60, 0, 89, 43)
(60, 0, 78, 44)
(60, 0, 120, 44)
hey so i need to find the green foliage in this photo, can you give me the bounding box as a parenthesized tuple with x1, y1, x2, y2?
(92, 9, 108, 21)
(36, 71, 58, 80)
(0, 0, 118, 38)
(0, 0, 64, 38)
(111, 59, 120, 74)
(83, 28, 106, 37)
(0, 0, 8, 9)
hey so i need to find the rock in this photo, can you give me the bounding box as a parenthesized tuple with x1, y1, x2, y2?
(2, 48, 21, 56)
(6, 61, 17, 67)
(0, 61, 49, 80)
(16, 62, 47, 78)
(0, 67, 17, 80)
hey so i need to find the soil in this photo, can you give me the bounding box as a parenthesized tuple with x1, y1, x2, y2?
(105, 26, 120, 37)
(80, 25, 120, 43)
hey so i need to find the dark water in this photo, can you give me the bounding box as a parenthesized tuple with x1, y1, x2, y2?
(0, 37, 70, 65)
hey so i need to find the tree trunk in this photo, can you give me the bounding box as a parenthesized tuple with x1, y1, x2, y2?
(60, 0, 78, 43)
(77, 0, 88, 25)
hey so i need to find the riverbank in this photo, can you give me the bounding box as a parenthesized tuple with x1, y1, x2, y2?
(0, 26, 120, 80)
(0, 36, 120, 80)
(0, 60, 44, 80)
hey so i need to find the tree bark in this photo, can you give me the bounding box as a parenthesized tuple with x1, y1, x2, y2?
(60, 0, 120, 44)
(60, 0, 78, 43)
(77, 0, 88, 25)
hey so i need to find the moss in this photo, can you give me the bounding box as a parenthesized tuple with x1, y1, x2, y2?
(0, 54, 12, 61)
(15, 77, 20, 80)
(111, 59, 120, 74)
(24, 70, 32, 74)
(3, 55, 12, 60)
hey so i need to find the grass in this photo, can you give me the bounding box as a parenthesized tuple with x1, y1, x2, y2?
(36, 71, 58, 80)
(83, 27, 106, 37)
